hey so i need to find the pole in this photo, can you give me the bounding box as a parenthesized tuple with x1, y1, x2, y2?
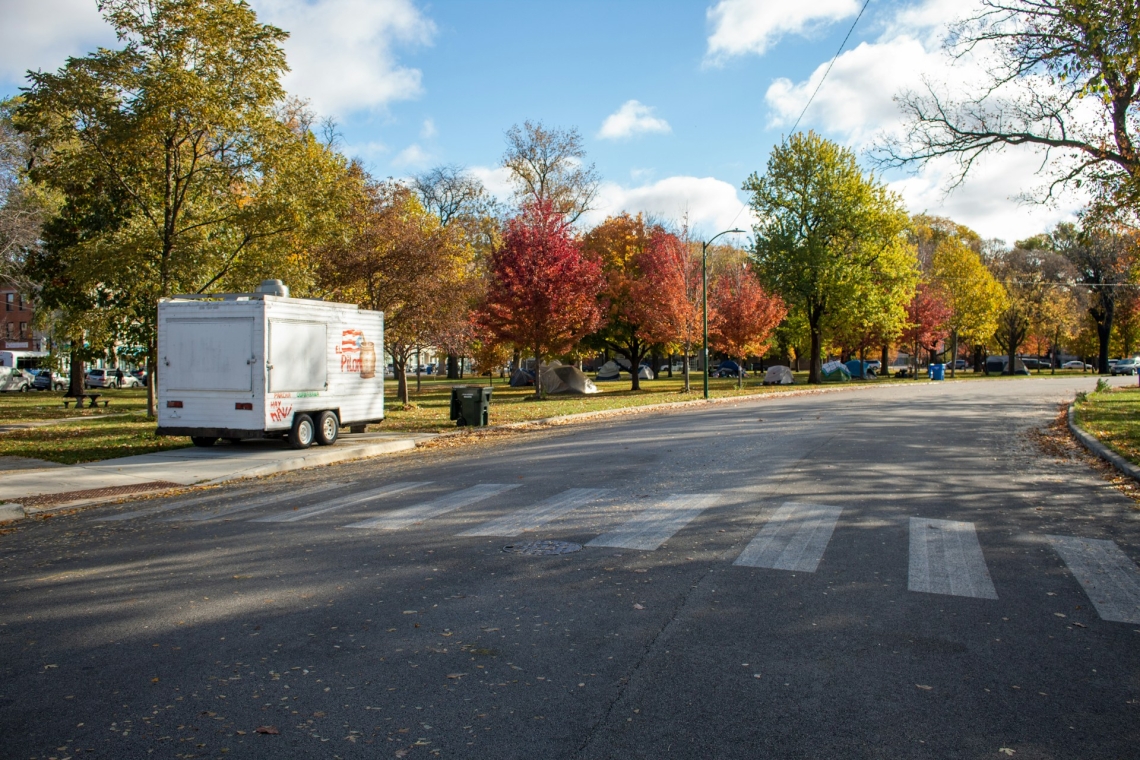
(701, 228, 746, 400)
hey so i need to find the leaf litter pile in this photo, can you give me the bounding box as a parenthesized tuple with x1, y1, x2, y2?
(1030, 403, 1140, 509)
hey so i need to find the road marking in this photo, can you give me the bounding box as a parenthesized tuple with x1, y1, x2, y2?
(343, 483, 520, 530)
(95, 488, 259, 521)
(164, 482, 347, 522)
(587, 493, 719, 551)
(733, 502, 843, 572)
(252, 482, 430, 523)
(459, 488, 612, 537)
(908, 517, 998, 600)
(1048, 535, 1140, 624)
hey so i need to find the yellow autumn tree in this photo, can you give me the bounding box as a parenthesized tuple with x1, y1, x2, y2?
(931, 237, 1007, 374)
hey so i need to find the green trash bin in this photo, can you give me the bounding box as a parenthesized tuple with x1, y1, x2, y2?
(450, 385, 492, 427)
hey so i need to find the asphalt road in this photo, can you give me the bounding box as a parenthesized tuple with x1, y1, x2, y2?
(2, 375, 1139, 759)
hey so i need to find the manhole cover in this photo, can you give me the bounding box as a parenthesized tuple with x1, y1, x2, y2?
(503, 540, 582, 556)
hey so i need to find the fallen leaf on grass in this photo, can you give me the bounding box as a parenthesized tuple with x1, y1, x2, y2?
(255, 726, 279, 735)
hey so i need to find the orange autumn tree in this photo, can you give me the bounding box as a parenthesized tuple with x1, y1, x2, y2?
(709, 267, 787, 388)
(638, 228, 703, 392)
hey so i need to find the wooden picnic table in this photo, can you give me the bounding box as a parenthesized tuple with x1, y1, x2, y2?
(63, 394, 109, 409)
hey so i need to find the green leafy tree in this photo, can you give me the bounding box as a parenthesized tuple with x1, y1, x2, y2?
(744, 132, 917, 383)
(14, 0, 353, 415)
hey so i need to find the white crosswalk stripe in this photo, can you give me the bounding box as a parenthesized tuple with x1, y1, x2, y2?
(344, 483, 520, 530)
(908, 517, 998, 600)
(252, 482, 430, 523)
(95, 488, 260, 521)
(1048, 535, 1140, 624)
(458, 488, 612, 537)
(163, 482, 348, 522)
(587, 493, 719, 551)
(733, 502, 842, 572)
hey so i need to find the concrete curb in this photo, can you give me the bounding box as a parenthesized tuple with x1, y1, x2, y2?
(1067, 401, 1140, 483)
(200, 438, 418, 485)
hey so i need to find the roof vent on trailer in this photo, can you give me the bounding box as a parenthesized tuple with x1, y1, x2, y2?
(255, 279, 289, 298)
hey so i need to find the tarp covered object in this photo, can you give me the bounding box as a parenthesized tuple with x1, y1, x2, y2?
(845, 360, 877, 379)
(763, 366, 794, 385)
(638, 365, 654, 380)
(596, 360, 624, 381)
(542, 364, 598, 394)
(509, 368, 534, 387)
(821, 360, 851, 381)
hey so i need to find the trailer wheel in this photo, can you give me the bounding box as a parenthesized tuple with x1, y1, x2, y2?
(315, 411, 339, 446)
(190, 436, 218, 447)
(289, 414, 315, 449)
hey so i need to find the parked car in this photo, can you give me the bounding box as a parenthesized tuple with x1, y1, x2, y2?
(865, 360, 882, 372)
(131, 369, 148, 387)
(1110, 358, 1140, 375)
(1020, 357, 1050, 370)
(1062, 360, 1093, 370)
(32, 369, 66, 391)
(0, 366, 34, 392)
(85, 368, 133, 388)
(118, 371, 143, 388)
(944, 359, 968, 371)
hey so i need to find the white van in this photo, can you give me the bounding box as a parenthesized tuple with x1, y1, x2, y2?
(156, 283, 384, 448)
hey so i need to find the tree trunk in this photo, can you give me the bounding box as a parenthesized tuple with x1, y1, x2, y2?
(510, 348, 520, 375)
(415, 348, 422, 394)
(737, 356, 743, 389)
(808, 323, 822, 384)
(682, 344, 691, 393)
(146, 339, 157, 417)
(1094, 302, 1114, 373)
(880, 344, 889, 378)
(447, 353, 459, 379)
(395, 356, 409, 405)
(533, 346, 543, 398)
(68, 347, 84, 398)
(949, 330, 958, 379)
(667, 353, 673, 378)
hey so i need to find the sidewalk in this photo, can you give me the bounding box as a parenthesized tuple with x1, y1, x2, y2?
(0, 431, 434, 521)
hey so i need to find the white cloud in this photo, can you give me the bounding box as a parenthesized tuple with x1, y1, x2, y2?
(392, 143, 433, 168)
(597, 100, 671, 141)
(253, 0, 435, 117)
(761, 0, 1084, 239)
(467, 166, 516, 201)
(587, 176, 756, 237)
(420, 118, 437, 139)
(705, 0, 859, 63)
(0, 0, 115, 85)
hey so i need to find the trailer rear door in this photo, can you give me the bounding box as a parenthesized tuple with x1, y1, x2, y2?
(165, 318, 254, 391)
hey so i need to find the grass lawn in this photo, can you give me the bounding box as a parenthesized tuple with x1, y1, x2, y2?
(0, 367, 1102, 464)
(1074, 385, 1140, 466)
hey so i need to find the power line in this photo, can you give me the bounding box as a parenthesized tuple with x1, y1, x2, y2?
(787, 0, 872, 139)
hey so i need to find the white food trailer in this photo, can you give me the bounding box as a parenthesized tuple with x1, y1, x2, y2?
(156, 281, 384, 448)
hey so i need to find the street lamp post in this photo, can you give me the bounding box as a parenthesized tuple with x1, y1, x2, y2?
(702, 228, 745, 399)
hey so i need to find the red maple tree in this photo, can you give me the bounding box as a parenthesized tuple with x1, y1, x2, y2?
(477, 201, 604, 396)
(708, 266, 787, 388)
(900, 282, 952, 377)
(638, 229, 704, 392)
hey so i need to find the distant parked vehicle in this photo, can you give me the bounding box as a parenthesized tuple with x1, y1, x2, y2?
(33, 369, 66, 391)
(118, 371, 143, 388)
(0, 366, 34, 392)
(946, 359, 968, 371)
(131, 369, 148, 387)
(1110, 358, 1140, 375)
(1062, 360, 1093, 370)
(85, 368, 122, 388)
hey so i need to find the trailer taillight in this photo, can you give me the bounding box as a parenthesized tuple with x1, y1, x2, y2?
(166, 400, 183, 408)
(235, 402, 253, 410)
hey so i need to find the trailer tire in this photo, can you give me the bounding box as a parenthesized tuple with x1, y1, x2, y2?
(289, 414, 315, 449)
(190, 436, 218, 447)
(315, 411, 339, 446)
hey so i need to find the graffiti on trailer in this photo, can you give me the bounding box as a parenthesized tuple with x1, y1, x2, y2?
(269, 400, 293, 423)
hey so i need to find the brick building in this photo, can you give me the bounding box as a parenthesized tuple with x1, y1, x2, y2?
(0, 286, 40, 351)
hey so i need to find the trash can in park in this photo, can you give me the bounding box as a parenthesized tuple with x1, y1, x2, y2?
(450, 385, 492, 427)
(929, 363, 946, 381)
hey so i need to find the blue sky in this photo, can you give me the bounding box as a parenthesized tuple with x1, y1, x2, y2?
(1, 0, 1084, 241)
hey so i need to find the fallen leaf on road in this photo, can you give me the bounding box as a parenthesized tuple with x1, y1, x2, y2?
(999, 749, 1016, 756)
(1073, 622, 1087, 628)
(395, 750, 409, 758)
(633, 604, 645, 610)
(1054, 613, 1066, 618)
(447, 673, 466, 679)
(916, 684, 933, 690)
(255, 726, 279, 735)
